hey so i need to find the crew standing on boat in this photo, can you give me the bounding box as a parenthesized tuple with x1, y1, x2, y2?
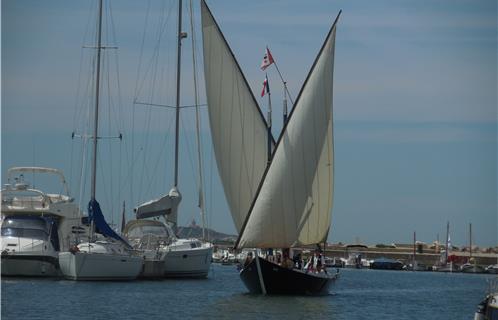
(281, 248, 294, 269)
(243, 252, 253, 268)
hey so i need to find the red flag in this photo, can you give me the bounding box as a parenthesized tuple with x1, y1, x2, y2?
(261, 75, 270, 97)
(260, 47, 274, 71)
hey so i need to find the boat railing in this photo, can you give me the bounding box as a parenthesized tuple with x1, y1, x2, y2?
(6, 167, 71, 196)
(1, 189, 52, 211)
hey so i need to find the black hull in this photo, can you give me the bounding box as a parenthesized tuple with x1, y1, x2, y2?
(240, 256, 336, 295)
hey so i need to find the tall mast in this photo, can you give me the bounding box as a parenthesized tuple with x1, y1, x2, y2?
(189, 0, 206, 240)
(266, 73, 272, 163)
(469, 222, 472, 260)
(91, 0, 104, 200)
(413, 231, 416, 269)
(445, 221, 449, 263)
(283, 82, 288, 124)
(174, 0, 184, 187)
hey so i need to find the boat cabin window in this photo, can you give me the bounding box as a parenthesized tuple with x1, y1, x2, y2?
(190, 241, 201, 248)
(1, 217, 49, 240)
(127, 224, 170, 239)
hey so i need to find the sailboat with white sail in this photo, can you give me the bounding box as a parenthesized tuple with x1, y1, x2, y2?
(201, 0, 341, 294)
(131, 0, 212, 278)
(58, 0, 143, 281)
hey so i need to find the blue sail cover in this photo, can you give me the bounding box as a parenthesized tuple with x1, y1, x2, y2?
(88, 199, 131, 248)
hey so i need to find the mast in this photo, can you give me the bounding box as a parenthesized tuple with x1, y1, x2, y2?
(413, 231, 416, 269)
(266, 73, 272, 163)
(174, 0, 184, 187)
(189, 0, 206, 240)
(269, 48, 294, 107)
(469, 222, 472, 260)
(121, 201, 126, 233)
(445, 221, 449, 263)
(91, 0, 104, 201)
(283, 82, 288, 124)
(88, 0, 104, 243)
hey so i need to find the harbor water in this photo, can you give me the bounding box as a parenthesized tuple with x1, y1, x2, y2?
(2, 264, 494, 320)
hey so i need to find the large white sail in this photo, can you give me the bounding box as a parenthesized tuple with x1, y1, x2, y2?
(201, 1, 273, 232)
(237, 17, 339, 249)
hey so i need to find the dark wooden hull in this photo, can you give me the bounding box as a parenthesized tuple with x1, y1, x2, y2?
(240, 256, 337, 295)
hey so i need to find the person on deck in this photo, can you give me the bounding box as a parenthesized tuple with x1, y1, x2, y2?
(314, 246, 328, 274)
(305, 254, 314, 273)
(267, 248, 274, 262)
(243, 252, 253, 268)
(281, 248, 294, 269)
(293, 253, 303, 269)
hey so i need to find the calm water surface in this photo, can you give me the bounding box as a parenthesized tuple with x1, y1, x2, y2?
(1, 264, 494, 319)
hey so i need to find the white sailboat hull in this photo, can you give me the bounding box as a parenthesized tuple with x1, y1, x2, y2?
(162, 244, 213, 278)
(58, 252, 143, 280)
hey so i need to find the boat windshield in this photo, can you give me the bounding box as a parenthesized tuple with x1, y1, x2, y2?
(127, 224, 170, 239)
(1, 217, 49, 241)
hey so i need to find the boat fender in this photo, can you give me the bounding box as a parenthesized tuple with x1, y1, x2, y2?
(69, 245, 80, 254)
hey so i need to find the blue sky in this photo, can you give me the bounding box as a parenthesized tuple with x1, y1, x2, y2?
(2, 0, 497, 246)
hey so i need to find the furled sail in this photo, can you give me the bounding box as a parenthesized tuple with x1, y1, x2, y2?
(237, 13, 340, 249)
(134, 187, 181, 225)
(201, 0, 274, 232)
(88, 199, 131, 248)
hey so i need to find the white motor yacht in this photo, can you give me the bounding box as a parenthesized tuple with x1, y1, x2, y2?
(1, 216, 59, 276)
(1, 167, 85, 277)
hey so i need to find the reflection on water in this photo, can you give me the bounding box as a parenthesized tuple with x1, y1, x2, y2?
(1, 264, 494, 320)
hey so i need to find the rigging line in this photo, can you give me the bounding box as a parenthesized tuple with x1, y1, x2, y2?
(116, 131, 150, 203)
(71, 1, 97, 188)
(181, 114, 200, 193)
(133, 101, 207, 109)
(118, 136, 122, 216)
(73, 0, 97, 129)
(135, 1, 173, 104)
(181, 115, 203, 231)
(137, 108, 151, 204)
(107, 0, 124, 134)
(209, 124, 214, 236)
(130, 0, 152, 208)
(105, 53, 115, 225)
(138, 39, 163, 202)
(142, 115, 174, 199)
(136, 4, 173, 202)
(189, 0, 207, 238)
(78, 137, 89, 213)
(133, 0, 151, 100)
(97, 152, 112, 223)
